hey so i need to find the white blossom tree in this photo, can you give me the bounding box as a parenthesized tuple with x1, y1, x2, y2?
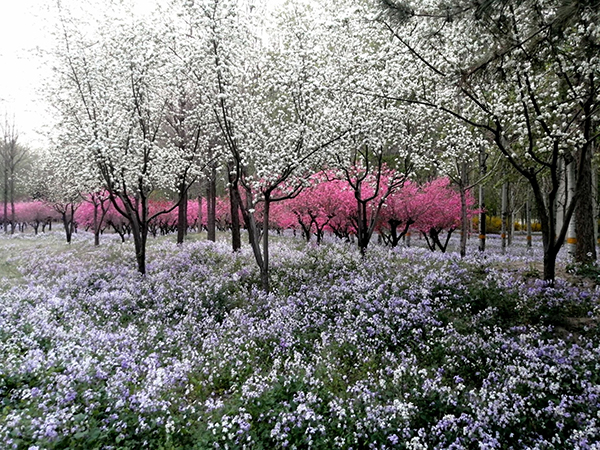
(376, 0, 600, 280)
(180, 0, 346, 291)
(48, 0, 208, 273)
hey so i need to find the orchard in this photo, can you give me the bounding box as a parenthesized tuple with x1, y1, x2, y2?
(0, 174, 475, 248)
(1, 0, 599, 448)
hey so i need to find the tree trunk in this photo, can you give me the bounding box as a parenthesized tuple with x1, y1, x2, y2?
(389, 219, 412, 247)
(207, 168, 216, 242)
(357, 197, 367, 255)
(530, 172, 562, 283)
(459, 161, 469, 258)
(389, 220, 399, 247)
(228, 163, 241, 251)
(593, 157, 599, 247)
(478, 183, 486, 252)
(129, 215, 147, 275)
(423, 230, 436, 251)
(478, 148, 487, 252)
(70, 208, 77, 238)
(261, 195, 270, 292)
(526, 192, 532, 249)
(197, 179, 203, 234)
(9, 178, 15, 234)
(231, 183, 268, 290)
(574, 142, 596, 264)
(501, 182, 508, 254)
(93, 202, 100, 246)
(460, 187, 468, 258)
(112, 223, 126, 243)
(543, 245, 558, 283)
(115, 195, 149, 275)
(356, 198, 373, 256)
(134, 229, 147, 275)
(62, 205, 73, 244)
(566, 161, 577, 256)
(508, 188, 514, 246)
(237, 186, 267, 290)
(315, 219, 329, 244)
(299, 218, 312, 242)
(177, 182, 188, 244)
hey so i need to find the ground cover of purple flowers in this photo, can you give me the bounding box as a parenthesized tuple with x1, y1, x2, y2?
(1, 232, 600, 449)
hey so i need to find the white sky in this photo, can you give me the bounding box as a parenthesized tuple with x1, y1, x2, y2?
(0, 0, 287, 150)
(0, 0, 52, 149)
(0, 0, 167, 149)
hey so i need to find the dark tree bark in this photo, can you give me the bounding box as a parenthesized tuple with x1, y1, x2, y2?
(93, 203, 100, 246)
(2, 164, 7, 234)
(129, 216, 148, 275)
(88, 193, 109, 246)
(501, 182, 508, 255)
(478, 149, 487, 252)
(423, 228, 454, 252)
(262, 193, 271, 292)
(574, 132, 597, 264)
(228, 162, 241, 251)
(387, 219, 413, 247)
(206, 167, 217, 242)
(340, 145, 409, 256)
(458, 161, 469, 258)
(177, 182, 188, 245)
(296, 213, 312, 242)
(60, 203, 77, 244)
(9, 178, 15, 234)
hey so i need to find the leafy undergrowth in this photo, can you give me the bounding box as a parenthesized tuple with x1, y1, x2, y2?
(0, 233, 599, 449)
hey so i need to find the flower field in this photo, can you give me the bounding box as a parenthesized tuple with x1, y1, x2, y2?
(1, 232, 599, 449)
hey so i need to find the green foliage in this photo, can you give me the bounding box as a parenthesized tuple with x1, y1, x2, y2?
(567, 261, 600, 283)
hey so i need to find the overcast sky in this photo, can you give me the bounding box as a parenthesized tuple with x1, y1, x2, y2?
(0, 0, 52, 149)
(0, 0, 286, 150)
(0, 0, 162, 149)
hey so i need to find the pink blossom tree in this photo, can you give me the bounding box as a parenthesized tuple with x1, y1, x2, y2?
(283, 172, 341, 244)
(323, 179, 357, 242)
(378, 181, 421, 247)
(413, 178, 476, 253)
(78, 192, 111, 245)
(12, 202, 58, 234)
(102, 199, 129, 243)
(337, 162, 409, 254)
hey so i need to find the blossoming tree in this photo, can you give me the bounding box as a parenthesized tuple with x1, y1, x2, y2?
(180, 0, 346, 291)
(48, 1, 208, 272)
(376, 0, 600, 280)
